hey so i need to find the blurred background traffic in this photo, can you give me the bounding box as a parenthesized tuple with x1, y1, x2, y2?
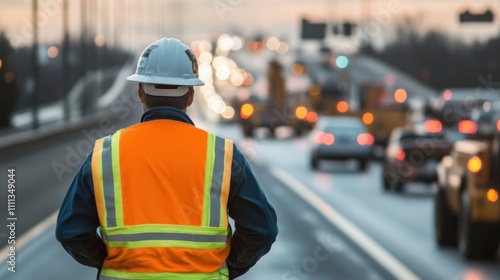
(1, 0, 500, 279)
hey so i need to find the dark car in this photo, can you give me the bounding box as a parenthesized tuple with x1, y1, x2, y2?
(444, 102, 500, 143)
(310, 116, 374, 171)
(383, 121, 452, 192)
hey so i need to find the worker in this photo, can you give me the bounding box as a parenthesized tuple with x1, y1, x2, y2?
(56, 38, 278, 280)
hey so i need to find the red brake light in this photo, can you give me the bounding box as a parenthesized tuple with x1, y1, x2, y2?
(314, 132, 335, 145)
(314, 132, 325, 144)
(442, 89, 452, 101)
(396, 150, 405, 161)
(458, 120, 477, 134)
(323, 133, 335, 145)
(497, 119, 500, 131)
(357, 133, 374, 146)
(424, 120, 442, 133)
(306, 112, 318, 123)
(367, 134, 374, 145)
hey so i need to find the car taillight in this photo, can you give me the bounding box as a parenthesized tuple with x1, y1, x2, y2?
(240, 104, 254, 119)
(396, 150, 406, 161)
(306, 112, 318, 123)
(315, 132, 334, 145)
(458, 120, 477, 134)
(424, 119, 442, 133)
(357, 133, 374, 146)
(497, 119, 500, 131)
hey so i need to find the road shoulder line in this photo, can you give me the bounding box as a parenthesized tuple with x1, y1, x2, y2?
(269, 166, 421, 280)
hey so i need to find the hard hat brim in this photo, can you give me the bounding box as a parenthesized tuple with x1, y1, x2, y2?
(127, 74, 205, 86)
(141, 84, 189, 97)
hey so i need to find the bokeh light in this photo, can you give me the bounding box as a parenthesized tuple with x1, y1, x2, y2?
(467, 156, 482, 173)
(487, 189, 498, 203)
(442, 89, 453, 101)
(232, 36, 244, 51)
(266, 37, 280, 51)
(216, 65, 231, 80)
(47, 46, 59, 58)
(94, 35, 106, 47)
(394, 88, 407, 103)
(277, 42, 289, 55)
(337, 101, 349, 113)
(362, 112, 374, 125)
(295, 106, 308, 119)
(336, 55, 349, 69)
(218, 34, 234, 51)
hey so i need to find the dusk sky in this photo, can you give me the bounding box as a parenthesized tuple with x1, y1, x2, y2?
(0, 0, 499, 49)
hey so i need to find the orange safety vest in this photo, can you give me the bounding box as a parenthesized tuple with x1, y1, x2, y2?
(91, 120, 233, 279)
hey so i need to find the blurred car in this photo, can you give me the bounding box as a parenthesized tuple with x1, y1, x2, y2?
(310, 116, 374, 171)
(383, 120, 452, 192)
(430, 88, 500, 129)
(444, 102, 500, 144)
(435, 131, 500, 259)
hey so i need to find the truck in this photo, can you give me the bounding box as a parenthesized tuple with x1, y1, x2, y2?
(434, 131, 500, 259)
(238, 60, 317, 137)
(318, 81, 409, 146)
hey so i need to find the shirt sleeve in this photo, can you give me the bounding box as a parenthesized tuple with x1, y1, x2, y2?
(55, 152, 107, 269)
(226, 144, 278, 279)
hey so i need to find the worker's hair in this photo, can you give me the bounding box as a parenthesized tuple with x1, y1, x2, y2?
(139, 84, 192, 110)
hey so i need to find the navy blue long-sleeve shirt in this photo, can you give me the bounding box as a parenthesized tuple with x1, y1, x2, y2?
(56, 106, 278, 279)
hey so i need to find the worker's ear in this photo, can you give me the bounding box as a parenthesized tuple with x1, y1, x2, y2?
(137, 84, 146, 103)
(186, 88, 195, 108)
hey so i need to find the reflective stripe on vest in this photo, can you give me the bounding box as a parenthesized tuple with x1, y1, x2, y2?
(101, 224, 228, 249)
(92, 124, 233, 278)
(100, 264, 229, 280)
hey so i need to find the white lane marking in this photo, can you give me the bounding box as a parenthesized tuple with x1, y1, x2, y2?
(0, 210, 58, 263)
(269, 167, 421, 280)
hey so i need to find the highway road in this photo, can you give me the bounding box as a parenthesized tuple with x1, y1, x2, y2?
(1, 56, 499, 279)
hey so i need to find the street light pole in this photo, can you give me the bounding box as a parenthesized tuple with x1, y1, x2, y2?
(62, 0, 70, 121)
(80, 0, 88, 116)
(32, 0, 40, 129)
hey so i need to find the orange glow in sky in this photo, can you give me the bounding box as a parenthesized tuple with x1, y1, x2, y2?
(1, 0, 499, 49)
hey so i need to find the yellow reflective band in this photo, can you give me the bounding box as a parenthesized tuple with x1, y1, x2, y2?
(100, 268, 229, 280)
(106, 239, 227, 249)
(111, 130, 124, 227)
(220, 139, 233, 227)
(202, 133, 215, 226)
(92, 138, 107, 227)
(104, 224, 228, 236)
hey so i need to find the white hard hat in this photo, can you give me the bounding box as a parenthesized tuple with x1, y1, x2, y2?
(127, 38, 204, 92)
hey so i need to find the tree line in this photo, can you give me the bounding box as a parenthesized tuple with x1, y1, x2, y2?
(361, 27, 500, 91)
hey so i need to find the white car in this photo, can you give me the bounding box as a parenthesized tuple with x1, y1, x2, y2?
(310, 116, 374, 171)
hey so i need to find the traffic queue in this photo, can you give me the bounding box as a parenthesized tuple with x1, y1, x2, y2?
(199, 34, 499, 260)
(247, 59, 500, 260)
(307, 85, 500, 260)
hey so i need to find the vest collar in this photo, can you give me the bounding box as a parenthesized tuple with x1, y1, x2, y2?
(141, 106, 195, 126)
